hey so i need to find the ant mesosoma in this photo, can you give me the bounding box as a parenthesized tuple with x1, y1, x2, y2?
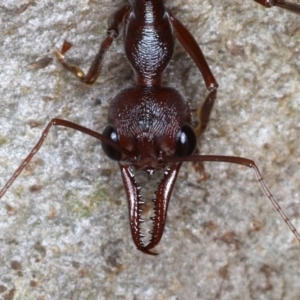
(1, 0, 300, 255)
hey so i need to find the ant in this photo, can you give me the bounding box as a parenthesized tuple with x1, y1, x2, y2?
(1, 0, 300, 255)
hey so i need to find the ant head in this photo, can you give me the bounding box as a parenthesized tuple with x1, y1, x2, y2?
(101, 86, 197, 170)
(100, 86, 197, 252)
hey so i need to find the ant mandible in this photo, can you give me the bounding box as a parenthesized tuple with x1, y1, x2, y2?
(1, 0, 300, 255)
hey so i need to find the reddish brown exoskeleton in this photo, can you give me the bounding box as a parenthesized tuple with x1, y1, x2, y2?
(1, 0, 300, 255)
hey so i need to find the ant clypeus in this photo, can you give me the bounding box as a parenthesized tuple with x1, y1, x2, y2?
(1, 0, 300, 255)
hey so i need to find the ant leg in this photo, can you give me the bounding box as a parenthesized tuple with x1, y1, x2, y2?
(168, 11, 218, 179)
(253, 0, 300, 14)
(192, 90, 216, 181)
(0, 118, 130, 199)
(168, 11, 218, 138)
(194, 89, 216, 138)
(56, 4, 131, 84)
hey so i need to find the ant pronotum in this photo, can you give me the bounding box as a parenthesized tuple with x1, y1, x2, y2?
(1, 1, 300, 256)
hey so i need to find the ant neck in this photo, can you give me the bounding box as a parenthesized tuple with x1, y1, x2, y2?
(131, 0, 166, 24)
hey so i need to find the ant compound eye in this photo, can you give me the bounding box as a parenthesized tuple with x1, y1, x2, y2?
(101, 125, 122, 161)
(175, 124, 197, 157)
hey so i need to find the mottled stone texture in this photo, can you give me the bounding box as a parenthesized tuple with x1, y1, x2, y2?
(0, 0, 300, 299)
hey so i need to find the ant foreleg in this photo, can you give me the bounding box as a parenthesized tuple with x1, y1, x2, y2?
(168, 12, 218, 179)
(168, 11, 218, 138)
(253, 0, 300, 14)
(194, 89, 217, 138)
(168, 11, 218, 94)
(55, 4, 131, 84)
(192, 89, 216, 180)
